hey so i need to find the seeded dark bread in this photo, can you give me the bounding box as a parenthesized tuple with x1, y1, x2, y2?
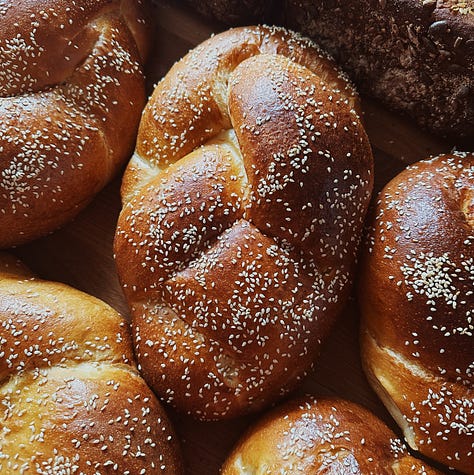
(0, 0, 150, 248)
(182, 0, 277, 24)
(179, 0, 473, 140)
(222, 397, 442, 474)
(285, 0, 474, 140)
(0, 253, 183, 474)
(114, 25, 373, 420)
(359, 152, 474, 473)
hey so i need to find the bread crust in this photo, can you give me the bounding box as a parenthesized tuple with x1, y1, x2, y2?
(0, 254, 183, 474)
(0, 0, 150, 248)
(115, 25, 373, 420)
(359, 152, 474, 473)
(285, 0, 474, 140)
(183, 0, 278, 24)
(221, 396, 442, 474)
(178, 0, 474, 139)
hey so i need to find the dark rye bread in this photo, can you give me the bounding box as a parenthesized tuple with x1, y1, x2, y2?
(285, 0, 474, 141)
(183, 0, 278, 24)
(177, 0, 474, 140)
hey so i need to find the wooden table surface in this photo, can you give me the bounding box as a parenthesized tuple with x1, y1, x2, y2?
(13, 3, 464, 474)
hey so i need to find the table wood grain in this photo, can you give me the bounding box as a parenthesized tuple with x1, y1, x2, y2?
(13, 3, 461, 474)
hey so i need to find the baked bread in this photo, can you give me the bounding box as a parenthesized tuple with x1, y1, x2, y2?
(0, 0, 150, 249)
(179, 0, 473, 140)
(359, 152, 474, 473)
(222, 396, 441, 474)
(285, 0, 474, 140)
(182, 0, 277, 24)
(114, 25, 373, 420)
(0, 253, 183, 474)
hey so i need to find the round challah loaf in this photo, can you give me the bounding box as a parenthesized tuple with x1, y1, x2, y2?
(359, 152, 474, 474)
(114, 25, 374, 420)
(222, 396, 441, 474)
(0, 0, 149, 248)
(0, 254, 183, 474)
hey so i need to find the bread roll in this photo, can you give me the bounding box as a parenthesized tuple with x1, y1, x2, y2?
(115, 25, 373, 420)
(0, 254, 183, 474)
(0, 0, 150, 248)
(222, 396, 441, 474)
(359, 152, 474, 473)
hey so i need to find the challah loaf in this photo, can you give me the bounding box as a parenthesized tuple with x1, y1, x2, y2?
(222, 396, 441, 474)
(115, 25, 373, 420)
(0, 253, 183, 474)
(359, 152, 474, 474)
(0, 0, 149, 248)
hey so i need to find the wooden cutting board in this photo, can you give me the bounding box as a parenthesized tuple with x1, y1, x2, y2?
(13, 3, 461, 474)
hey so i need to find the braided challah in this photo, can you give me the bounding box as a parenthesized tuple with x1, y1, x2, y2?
(115, 26, 374, 420)
(0, 253, 182, 474)
(359, 152, 474, 474)
(222, 397, 441, 474)
(0, 0, 149, 248)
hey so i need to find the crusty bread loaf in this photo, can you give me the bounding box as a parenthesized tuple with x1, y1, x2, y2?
(114, 25, 373, 420)
(0, 0, 150, 249)
(183, 0, 277, 24)
(359, 152, 474, 474)
(0, 253, 183, 474)
(285, 0, 474, 141)
(222, 396, 441, 474)
(178, 0, 473, 140)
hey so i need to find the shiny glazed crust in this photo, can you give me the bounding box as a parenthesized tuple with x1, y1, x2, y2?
(0, 0, 150, 248)
(0, 254, 183, 474)
(221, 397, 442, 474)
(359, 152, 474, 473)
(114, 25, 374, 420)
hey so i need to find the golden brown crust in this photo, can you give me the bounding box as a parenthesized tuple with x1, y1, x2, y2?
(221, 397, 442, 474)
(0, 253, 183, 474)
(359, 152, 474, 474)
(115, 25, 373, 420)
(121, 25, 361, 202)
(0, 0, 150, 248)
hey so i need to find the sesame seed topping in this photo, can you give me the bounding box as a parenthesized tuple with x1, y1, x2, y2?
(115, 25, 373, 419)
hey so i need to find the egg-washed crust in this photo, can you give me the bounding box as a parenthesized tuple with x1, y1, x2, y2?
(222, 396, 442, 474)
(115, 25, 374, 420)
(0, 253, 183, 474)
(359, 152, 474, 473)
(0, 0, 150, 248)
